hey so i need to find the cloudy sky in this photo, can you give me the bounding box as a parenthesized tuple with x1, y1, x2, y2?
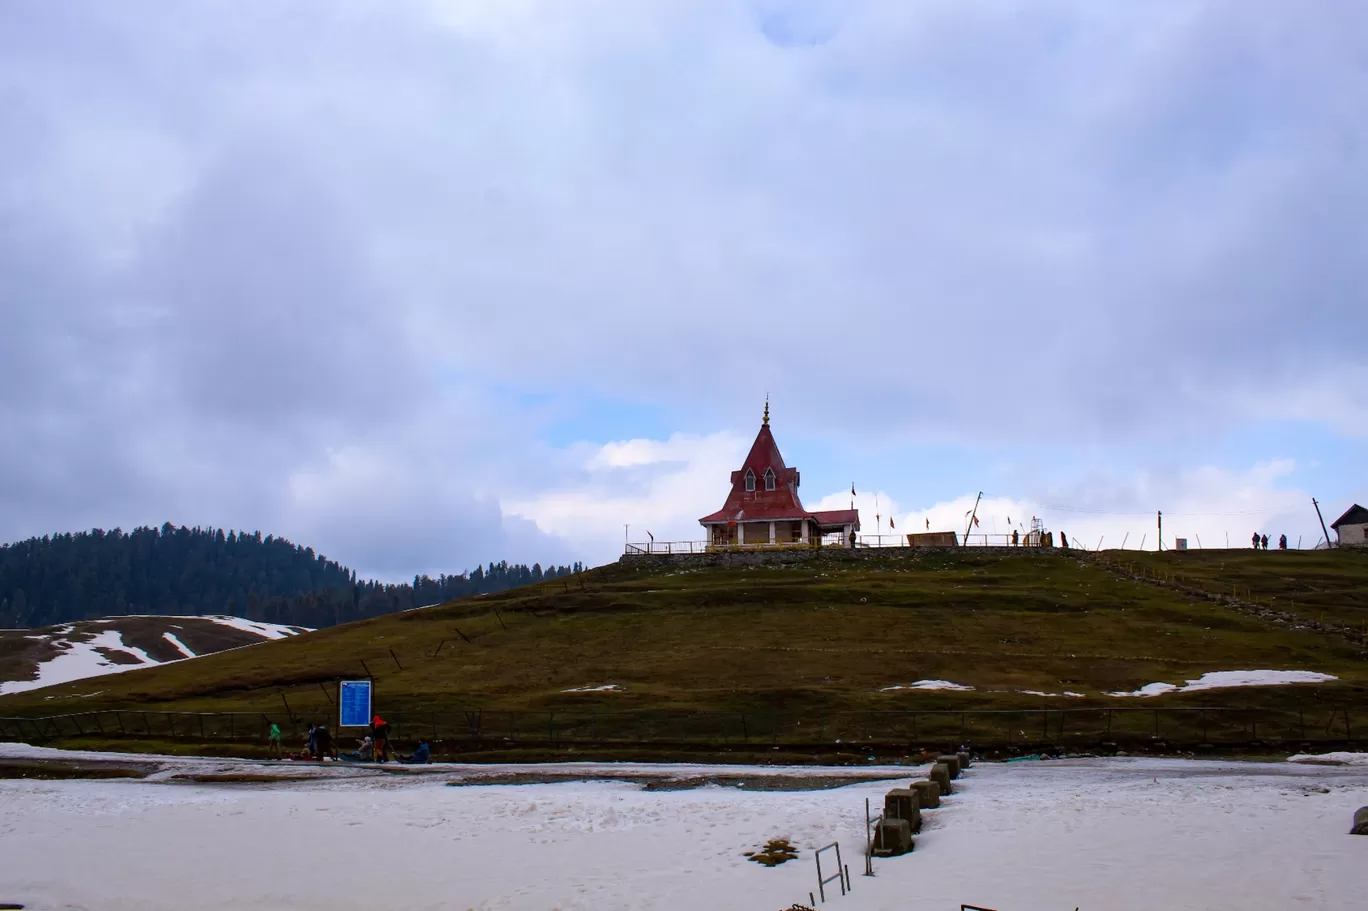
(2, 0, 1365, 579)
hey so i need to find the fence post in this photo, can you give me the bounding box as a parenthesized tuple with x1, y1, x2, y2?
(1153, 709, 1159, 739)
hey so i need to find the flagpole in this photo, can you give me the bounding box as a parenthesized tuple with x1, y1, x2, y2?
(963, 491, 983, 544)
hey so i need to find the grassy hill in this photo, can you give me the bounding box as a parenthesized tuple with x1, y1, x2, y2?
(2, 548, 1366, 758)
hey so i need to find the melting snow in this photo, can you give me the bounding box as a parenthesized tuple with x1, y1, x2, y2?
(0, 630, 164, 695)
(561, 684, 625, 693)
(162, 632, 198, 658)
(204, 616, 312, 639)
(1021, 690, 1087, 698)
(1108, 670, 1337, 698)
(1288, 751, 1368, 766)
(881, 680, 975, 692)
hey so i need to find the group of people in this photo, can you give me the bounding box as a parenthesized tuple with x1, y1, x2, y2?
(264, 714, 430, 764)
(1251, 532, 1288, 550)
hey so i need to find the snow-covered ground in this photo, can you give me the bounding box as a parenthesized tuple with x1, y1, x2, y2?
(1107, 669, 1339, 697)
(1, 746, 1364, 910)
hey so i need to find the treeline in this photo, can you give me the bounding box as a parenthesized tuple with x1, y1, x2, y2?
(0, 524, 582, 630)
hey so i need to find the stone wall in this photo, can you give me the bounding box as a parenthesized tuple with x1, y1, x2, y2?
(619, 545, 1042, 570)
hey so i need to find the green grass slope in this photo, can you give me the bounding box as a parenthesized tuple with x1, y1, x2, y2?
(3, 549, 1364, 736)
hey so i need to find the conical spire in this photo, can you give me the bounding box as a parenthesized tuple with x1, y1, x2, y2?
(763, 396, 769, 425)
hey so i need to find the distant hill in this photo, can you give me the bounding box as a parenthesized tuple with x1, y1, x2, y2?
(0, 614, 311, 695)
(0, 524, 582, 630)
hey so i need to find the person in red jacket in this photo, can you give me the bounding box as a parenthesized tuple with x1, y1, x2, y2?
(371, 715, 391, 762)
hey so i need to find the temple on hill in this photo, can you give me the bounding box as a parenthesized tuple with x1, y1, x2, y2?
(699, 403, 860, 548)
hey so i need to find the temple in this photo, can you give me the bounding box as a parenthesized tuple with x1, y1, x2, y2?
(699, 403, 860, 548)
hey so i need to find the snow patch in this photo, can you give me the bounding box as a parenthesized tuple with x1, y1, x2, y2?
(162, 632, 198, 658)
(561, 684, 625, 693)
(0, 630, 165, 695)
(1021, 690, 1088, 698)
(1108, 670, 1337, 697)
(881, 679, 974, 692)
(1287, 751, 1368, 766)
(204, 616, 312, 640)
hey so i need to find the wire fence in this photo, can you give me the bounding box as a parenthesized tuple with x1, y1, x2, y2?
(1, 704, 1358, 751)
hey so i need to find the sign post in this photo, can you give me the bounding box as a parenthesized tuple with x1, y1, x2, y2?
(338, 680, 372, 728)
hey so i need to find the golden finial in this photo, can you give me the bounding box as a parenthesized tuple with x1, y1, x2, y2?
(763, 396, 769, 425)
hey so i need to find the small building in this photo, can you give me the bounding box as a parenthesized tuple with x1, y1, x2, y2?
(699, 403, 860, 548)
(1331, 504, 1368, 547)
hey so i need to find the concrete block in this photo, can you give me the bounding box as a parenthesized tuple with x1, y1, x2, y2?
(957, 751, 972, 769)
(929, 762, 953, 795)
(909, 779, 941, 808)
(873, 817, 914, 856)
(941, 754, 961, 779)
(883, 788, 922, 833)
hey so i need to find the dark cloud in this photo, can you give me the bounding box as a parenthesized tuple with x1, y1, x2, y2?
(1, 0, 1364, 574)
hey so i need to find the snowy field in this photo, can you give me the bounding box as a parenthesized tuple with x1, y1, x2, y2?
(1, 747, 1365, 911)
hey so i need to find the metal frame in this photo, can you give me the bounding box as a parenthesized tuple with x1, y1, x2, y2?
(815, 841, 849, 902)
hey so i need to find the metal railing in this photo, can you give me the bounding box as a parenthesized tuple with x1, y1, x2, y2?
(624, 533, 1094, 555)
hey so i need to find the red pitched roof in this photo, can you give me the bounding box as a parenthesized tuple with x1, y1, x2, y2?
(698, 417, 860, 530)
(810, 509, 860, 529)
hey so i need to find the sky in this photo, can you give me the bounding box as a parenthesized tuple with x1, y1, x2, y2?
(2, 0, 1365, 580)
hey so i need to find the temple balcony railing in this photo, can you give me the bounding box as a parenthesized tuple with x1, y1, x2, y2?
(623, 533, 1080, 556)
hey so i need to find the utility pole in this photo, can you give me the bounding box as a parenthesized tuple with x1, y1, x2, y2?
(1157, 510, 1163, 552)
(963, 491, 983, 544)
(1312, 498, 1332, 549)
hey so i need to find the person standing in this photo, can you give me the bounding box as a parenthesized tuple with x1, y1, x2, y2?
(267, 721, 283, 760)
(372, 714, 391, 763)
(1279, 534, 1288, 550)
(314, 722, 338, 760)
(306, 723, 319, 758)
(1252, 532, 1260, 549)
(1261, 534, 1269, 550)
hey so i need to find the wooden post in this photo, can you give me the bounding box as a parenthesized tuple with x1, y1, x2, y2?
(280, 692, 294, 723)
(360, 658, 374, 680)
(494, 609, 507, 631)
(454, 628, 473, 645)
(389, 648, 403, 671)
(319, 681, 334, 703)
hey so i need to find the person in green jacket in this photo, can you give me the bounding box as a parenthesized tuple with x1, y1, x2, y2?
(267, 722, 282, 759)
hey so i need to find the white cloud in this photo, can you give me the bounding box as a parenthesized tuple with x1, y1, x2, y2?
(505, 432, 748, 557)
(886, 459, 1318, 551)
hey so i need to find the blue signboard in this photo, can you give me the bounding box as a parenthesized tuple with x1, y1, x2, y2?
(338, 679, 372, 728)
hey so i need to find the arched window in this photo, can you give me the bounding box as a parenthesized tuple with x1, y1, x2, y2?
(744, 469, 756, 492)
(764, 467, 776, 491)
